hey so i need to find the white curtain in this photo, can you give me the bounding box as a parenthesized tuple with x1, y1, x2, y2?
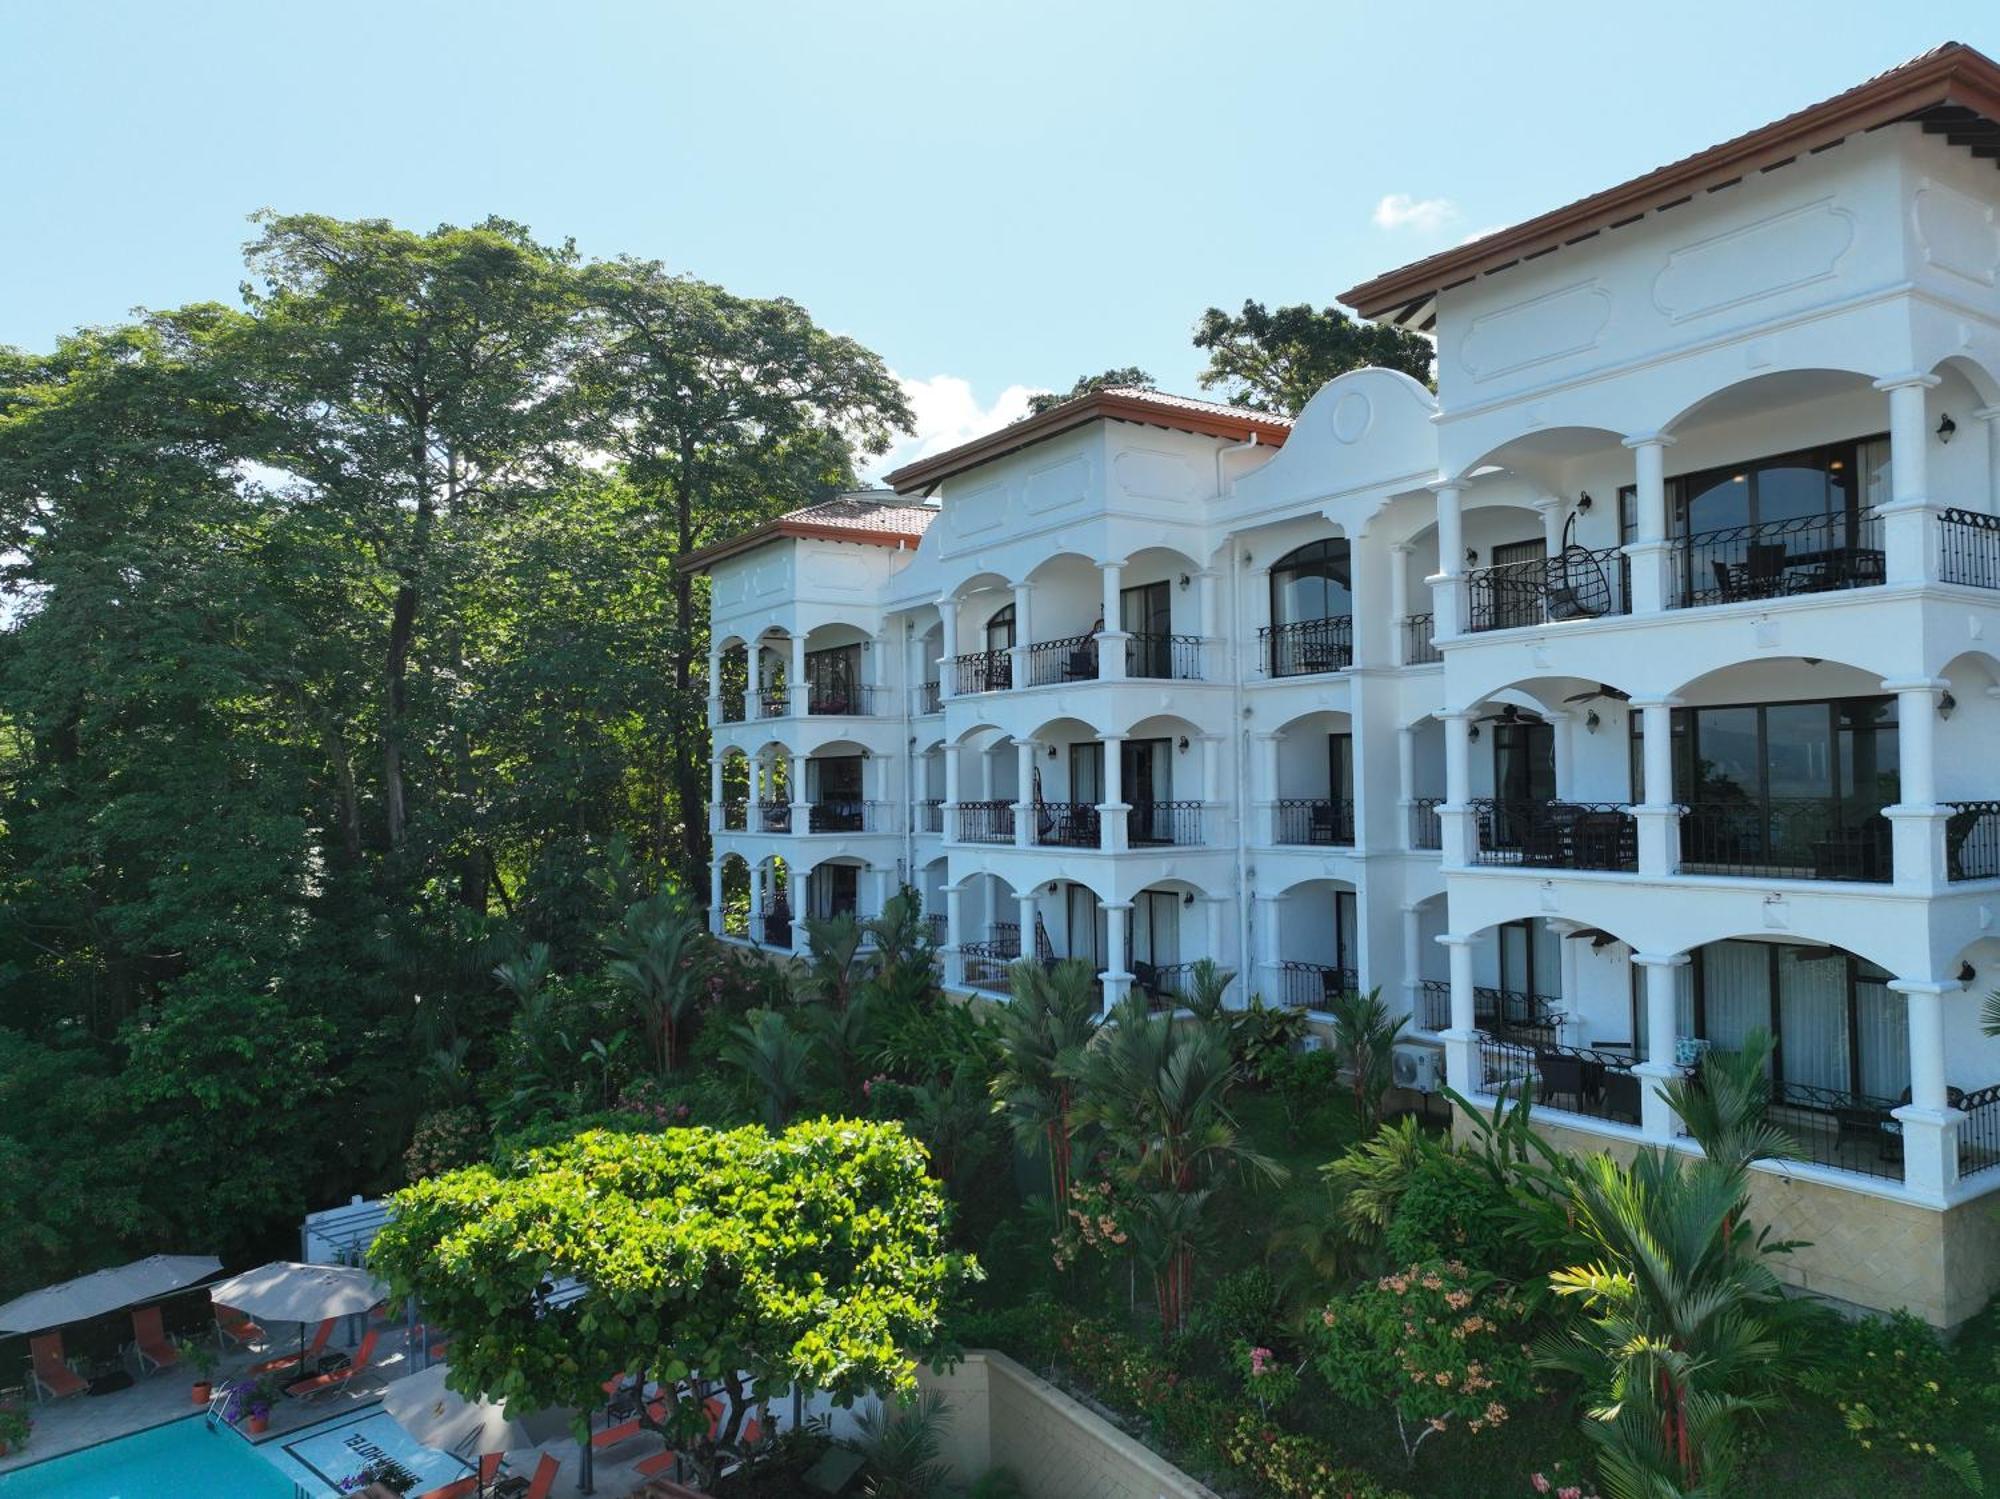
(1703, 941, 1772, 1058)
(1777, 948, 1851, 1093)
(1854, 976, 1909, 1101)
(1533, 922, 1563, 999)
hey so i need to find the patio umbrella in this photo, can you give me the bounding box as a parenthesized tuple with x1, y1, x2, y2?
(386, 1365, 575, 1493)
(0, 1253, 222, 1335)
(209, 1261, 388, 1369)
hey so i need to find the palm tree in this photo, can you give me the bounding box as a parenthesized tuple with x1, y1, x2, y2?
(1180, 958, 1235, 1028)
(802, 909, 868, 1008)
(1536, 1149, 1815, 1494)
(854, 1389, 954, 1499)
(1065, 991, 1284, 1334)
(724, 1009, 817, 1130)
(989, 958, 1100, 1231)
(1660, 1027, 1795, 1178)
(1326, 986, 1406, 1136)
(603, 890, 710, 1076)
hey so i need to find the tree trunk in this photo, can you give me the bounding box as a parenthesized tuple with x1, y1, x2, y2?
(382, 581, 416, 849)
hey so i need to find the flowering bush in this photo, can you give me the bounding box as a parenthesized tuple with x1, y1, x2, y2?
(1234, 1340, 1301, 1414)
(402, 1105, 487, 1181)
(1222, 1415, 1411, 1499)
(1314, 1259, 1540, 1461)
(1051, 1175, 1134, 1271)
(1525, 1459, 1599, 1498)
(1799, 1309, 1981, 1491)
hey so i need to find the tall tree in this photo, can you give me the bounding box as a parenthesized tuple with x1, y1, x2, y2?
(1193, 299, 1434, 413)
(1024, 366, 1156, 416)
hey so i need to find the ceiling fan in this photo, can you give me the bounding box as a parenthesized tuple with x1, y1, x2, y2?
(1562, 683, 1630, 705)
(1471, 701, 1543, 727)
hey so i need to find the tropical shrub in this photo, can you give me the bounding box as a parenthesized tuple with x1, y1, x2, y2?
(1314, 1259, 1540, 1463)
(1380, 1149, 1520, 1274)
(1798, 1309, 1980, 1491)
(1233, 1339, 1301, 1414)
(1228, 997, 1310, 1079)
(402, 1105, 488, 1182)
(1222, 1414, 1413, 1499)
(1258, 1049, 1347, 1139)
(1326, 987, 1406, 1136)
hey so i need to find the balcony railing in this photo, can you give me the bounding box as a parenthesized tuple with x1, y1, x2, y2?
(1024, 634, 1099, 687)
(1275, 960, 1358, 1011)
(807, 800, 882, 834)
(1470, 799, 1637, 871)
(917, 799, 944, 834)
(1679, 800, 1890, 883)
(1415, 978, 1450, 1031)
(1261, 616, 1353, 677)
(721, 801, 747, 832)
(923, 912, 947, 946)
(806, 683, 882, 716)
(759, 906, 794, 947)
(1765, 1080, 1905, 1181)
(1961, 1085, 2000, 1178)
(1409, 797, 1443, 850)
(956, 800, 1015, 844)
(914, 680, 943, 715)
(1031, 802, 1101, 848)
(1941, 507, 2000, 590)
(1126, 632, 1203, 681)
(951, 650, 1012, 695)
(1274, 798, 1355, 846)
(1402, 613, 1441, 665)
(1134, 960, 1200, 1011)
(720, 692, 747, 723)
(1467, 546, 1631, 633)
(960, 938, 1019, 991)
(757, 799, 792, 833)
(1474, 986, 1561, 1046)
(1478, 1037, 1644, 1126)
(1670, 510, 1884, 609)
(757, 684, 790, 717)
(1126, 800, 1203, 847)
(1947, 802, 2000, 882)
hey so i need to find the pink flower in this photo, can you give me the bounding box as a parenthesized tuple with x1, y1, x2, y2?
(1531, 1475, 1551, 1494)
(1558, 1489, 1582, 1499)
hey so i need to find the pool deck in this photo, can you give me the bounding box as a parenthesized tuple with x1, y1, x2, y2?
(0, 1317, 672, 1495)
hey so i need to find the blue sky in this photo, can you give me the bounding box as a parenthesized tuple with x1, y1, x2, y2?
(5, 2, 1996, 473)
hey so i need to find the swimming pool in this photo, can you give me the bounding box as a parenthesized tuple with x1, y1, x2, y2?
(0, 1408, 472, 1499)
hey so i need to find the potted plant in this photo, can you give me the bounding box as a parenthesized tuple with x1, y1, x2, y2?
(176, 1336, 219, 1404)
(0, 1402, 31, 1457)
(245, 1373, 282, 1435)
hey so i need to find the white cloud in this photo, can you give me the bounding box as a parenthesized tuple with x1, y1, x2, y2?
(1372, 193, 1459, 233)
(1459, 223, 1509, 245)
(866, 372, 1040, 481)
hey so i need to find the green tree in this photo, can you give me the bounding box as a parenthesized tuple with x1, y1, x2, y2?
(1326, 987, 1407, 1137)
(603, 888, 711, 1076)
(1193, 300, 1434, 413)
(369, 1122, 975, 1491)
(989, 959, 1101, 1232)
(1023, 366, 1156, 416)
(725, 1010, 817, 1130)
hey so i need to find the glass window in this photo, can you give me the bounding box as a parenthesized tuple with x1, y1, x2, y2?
(1269, 539, 1352, 627)
(984, 604, 1015, 652)
(1335, 890, 1358, 974)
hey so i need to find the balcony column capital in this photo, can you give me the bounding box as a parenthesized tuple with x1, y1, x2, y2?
(1881, 675, 1952, 696)
(1620, 430, 1676, 451)
(1389, 541, 1414, 557)
(1872, 371, 1943, 394)
(1627, 695, 1683, 711)
(1629, 951, 1690, 969)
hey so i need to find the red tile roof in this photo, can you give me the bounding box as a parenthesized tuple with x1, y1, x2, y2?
(681, 492, 934, 572)
(1341, 41, 2000, 326)
(883, 387, 1291, 495)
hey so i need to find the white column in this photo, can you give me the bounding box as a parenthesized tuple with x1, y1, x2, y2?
(1439, 934, 1479, 1095)
(1389, 543, 1412, 666)
(1875, 373, 1943, 586)
(751, 641, 772, 719)
(1196, 570, 1219, 673)
(1101, 901, 1132, 1013)
(1099, 733, 1128, 852)
(1621, 434, 1676, 613)
(1534, 496, 1564, 555)
(1397, 723, 1417, 848)
(1203, 894, 1228, 983)
(1632, 697, 1682, 877)
(789, 752, 812, 837)
(706, 647, 723, 727)
(936, 598, 959, 700)
(1197, 734, 1222, 808)
(1252, 731, 1280, 846)
(1009, 581, 1034, 683)
(1632, 952, 1688, 1141)
(709, 748, 725, 834)
(1429, 483, 1466, 640)
(708, 857, 724, 936)
(789, 633, 809, 716)
(1017, 888, 1039, 960)
(1884, 677, 1948, 891)
(1013, 738, 1036, 849)
(1550, 710, 1574, 800)
(749, 862, 767, 944)
(941, 741, 961, 842)
(864, 864, 892, 921)
(1255, 891, 1285, 1001)
(941, 882, 966, 989)
(1096, 560, 1127, 679)
(1891, 979, 1963, 1201)
(1440, 710, 1474, 866)
(1400, 904, 1424, 1022)
(1979, 405, 2000, 515)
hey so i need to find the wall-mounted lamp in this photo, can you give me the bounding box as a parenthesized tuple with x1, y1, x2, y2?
(1178, 573, 1192, 590)
(1183, 890, 1196, 907)
(1577, 492, 1595, 513)
(1939, 690, 1958, 720)
(1177, 735, 1191, 752)
(1467, 724, 1481, 743)
(1584, 709, 1602, 734)
(1961, 960, 1978, 984)
(1465, 547, 1480, 566)
(1939, 412, 1958, 444)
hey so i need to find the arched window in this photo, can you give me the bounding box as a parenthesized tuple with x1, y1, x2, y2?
(984, 604, 1016, 653)
(1264, 539, 1352, 676)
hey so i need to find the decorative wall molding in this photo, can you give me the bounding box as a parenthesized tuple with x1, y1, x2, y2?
(1652, 197, 1855, 323)
(1461, 280, 1614, 382)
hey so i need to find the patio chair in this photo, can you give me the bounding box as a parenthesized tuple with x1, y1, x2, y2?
(637, 1448, 683, 1480)
(250, 1317, 335, 1375)
(1746, 542, 1790, 595)
(1833, 1104, 1898, 1162)
(215, 1305, 265, 1351)
(131, 1304, 180, 1374)
(28, 1332, 86, 1402)
(1600, 1070, 1642, 1124)
(1533, 1050, 1588, 1110)
(593, 1413, 646, 1451)
(283, 1327, 379, 1400)
(494, 1453, 562, 1499)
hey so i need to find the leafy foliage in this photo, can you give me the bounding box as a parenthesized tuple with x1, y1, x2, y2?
(1798, 1311, 1981, 1491)
(1024, 367, 1157, 416)
(1193, 299, 1435, 412)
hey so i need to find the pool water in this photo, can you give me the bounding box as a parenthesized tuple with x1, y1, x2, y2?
(0, 1417, 298, 1499)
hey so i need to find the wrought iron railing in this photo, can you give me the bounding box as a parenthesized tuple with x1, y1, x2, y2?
(1126, 800, 1203, 846)
(917, 799, 944, 834)
(1670, 509, 1884, 609)
(1032, 802, 1101, 848)
(960, 939, 1019, 991)
(1960, 1084, 2000, 1177)
(1275, 960, 1357, 1010)
(807, 800, 880, 833)
(1477, 1037, 1644, 1125)
(1467, 546, 1631, 633)
(1402, 613, 1441, 665)
(1261, 616, 1353, 677)
(1134, 960, 1200, 1011)
(1126, 632, 1203, 680)
(1274, 798, 1355, 846)
(1023, 634, 1099, 687)
(757, 684, 790, 717)
(1469, 799, 1637, 871)
(806, 683, 882, 716)
(1474, 986, 1562, 1046)
(1679, 799, 1891, 882)
(1415, 978, 1451, 1031)
(914, 680, 943, 715)
(757, 799, 792, 833)
(950, 650, 1012, 695)
(1946, 801, 2000, 882)
(721, 801, 747, 832)
(1409, 797, 1443, 850)
(720, 692, 746, 723)
(956, 800, 1016, 843)
(923, 912, 947, 946)
(1765, 1080, 1905, 1181)
(759, 906, 793, 947)
(1941, 507, 2000, 590)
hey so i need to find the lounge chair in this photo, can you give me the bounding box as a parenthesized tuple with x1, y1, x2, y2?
(637, 1448, 682, 1479)
(592, 1414, 645, 1451)
(250, 1317, 335, 1375)
(215, 1305, 265, 1351)
(28, 1333, 86, 1402)
(493, 1452, 562, 1499)
(283, 1327, 378, 1401)
(131, 1304, 180, 1374)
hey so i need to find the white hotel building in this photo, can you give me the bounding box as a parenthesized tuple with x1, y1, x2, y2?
(691, 43, 2000, 1324)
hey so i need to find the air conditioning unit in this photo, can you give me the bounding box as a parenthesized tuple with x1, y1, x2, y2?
(1298, 1033, 1326, 1054)
(1391, 1042, 1444, 1094)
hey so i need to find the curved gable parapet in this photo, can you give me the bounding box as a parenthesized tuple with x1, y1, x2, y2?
(1222, 368, 1439, 521)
